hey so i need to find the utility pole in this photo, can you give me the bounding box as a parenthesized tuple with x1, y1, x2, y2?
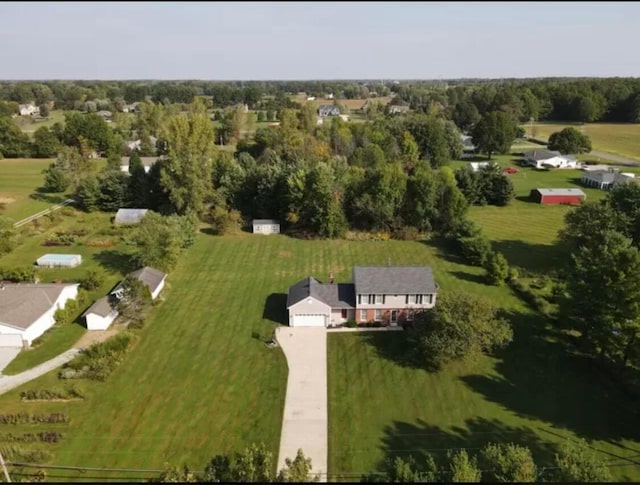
(0, 450, 11, 482)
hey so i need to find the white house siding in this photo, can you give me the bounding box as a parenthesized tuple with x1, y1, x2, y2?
(86, 311, 118, 331)
(356, 293, 437, 311)
(22, 284, 79, 347)
(288, 298, 331, 327)
(151, 278, 166, 300)
(330, 309, 354, 326)
(254, 224, 280, 234)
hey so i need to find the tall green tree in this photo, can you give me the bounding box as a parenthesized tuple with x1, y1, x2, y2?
(471, 111, 517, 159)
(0, 216, 16, 256)
(159, 99, 217, 215)
(32, 126, 61, 158)
(277, 449, 318, 482)
(302, 162, 347, 238)
(115, 275, 152, 322)
(0, 116, 31, 158)
(553, 438, 612, 482)
(478, 442, 537, 482)
(548, 127, 592, 154)
(410, 291, 513, 370)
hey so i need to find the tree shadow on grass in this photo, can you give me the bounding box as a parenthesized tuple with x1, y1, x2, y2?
(29, 189, 67, 205)
(359, 331, 419, 370)
(262, 293, 288, 325)
(449, 270, 486, 285)
(491, 239, 565, 274)
(461, 309, 640, 444)
(421, 237, 465, 265)
(375, 417, 559, 476)
(91, 250, 137, 276)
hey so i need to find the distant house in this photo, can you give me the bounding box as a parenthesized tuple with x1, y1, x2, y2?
(523, 150, 580, 170)
(83, 296, 118, 331)
(581, 169, 640, 190)
(114, 208, 148, 225)
(125, 137, 158, 154)
(327, 93, 334, 99)
(339, 114, 350, 122)
(317, 105, 341, 117)
(468, 162, 491, 173)
(387, 105, 410, 115)
(18, 104, 39, 116)
(122, 102, 139, 113)
(252, 219, 280, 235)
(461, 134, 476, 151)
(97, 110, 113, 122)
(306, 96, 316, 101)
(119, 156, 159, 174)
(529, 188, 586, 205)
(112, 267, 167, 300)
(0, 283, 79, 347)
(287, 266, 438, 327)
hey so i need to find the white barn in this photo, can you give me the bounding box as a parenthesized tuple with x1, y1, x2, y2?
(83, 296, 118, 331)
(0, 283, 79, 347)
(252, 219, 280, 235)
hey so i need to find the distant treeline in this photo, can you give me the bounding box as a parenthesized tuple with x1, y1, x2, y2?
(0, 78, 639, 123)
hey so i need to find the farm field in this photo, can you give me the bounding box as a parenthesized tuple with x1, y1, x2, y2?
(451, 155, 619, 271)
(0, 158, 64, 221)
(524, 122, 640, 162)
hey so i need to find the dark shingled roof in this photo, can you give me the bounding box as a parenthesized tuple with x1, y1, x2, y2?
(82, 296, 115, 318)
(112, 267, 166, 296)
(353, 266, 437, 295)
(287, 277, 355, 309)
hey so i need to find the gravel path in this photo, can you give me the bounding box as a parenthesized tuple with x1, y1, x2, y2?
(0, 349, 80, 395)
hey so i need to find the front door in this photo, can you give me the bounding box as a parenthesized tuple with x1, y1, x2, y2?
(390, 310, 398, 326)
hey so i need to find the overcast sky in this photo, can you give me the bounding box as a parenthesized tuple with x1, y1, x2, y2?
(1, 1, 638, 80)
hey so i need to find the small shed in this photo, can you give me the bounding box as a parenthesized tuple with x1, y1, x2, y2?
(83, 296, 118, 331)
(530, 188, 586, 205)
(36, 254, 82, 268)
(252, 219, 280, 235)
(115, 208, 148, 225)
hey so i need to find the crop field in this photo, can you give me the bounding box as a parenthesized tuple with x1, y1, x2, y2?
(524, 122, 640, 162)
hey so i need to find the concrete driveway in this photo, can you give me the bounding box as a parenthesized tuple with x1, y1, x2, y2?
(276, 326, 327, 481)
(0, 347, 21, 374)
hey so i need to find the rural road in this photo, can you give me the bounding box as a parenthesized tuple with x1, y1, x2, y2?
(0, 349, 80, 395)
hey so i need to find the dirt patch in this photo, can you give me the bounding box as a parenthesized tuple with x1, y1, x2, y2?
(73, 326, 122, 350)
(0, 196, 15, 205)
(278, 250, 292, 258)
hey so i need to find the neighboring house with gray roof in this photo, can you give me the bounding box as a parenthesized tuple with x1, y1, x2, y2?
(0, 283, 79, 347)
(317, 105, 341, 117)
(119, 156, 159, 174)
(581, 169, 640, 190)
(112, 267, 167, 300)
(286, 266, 438, 327)
(83, 296, 118, 331)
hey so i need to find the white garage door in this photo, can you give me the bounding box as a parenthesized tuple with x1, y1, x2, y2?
(292, 314, 327, 327)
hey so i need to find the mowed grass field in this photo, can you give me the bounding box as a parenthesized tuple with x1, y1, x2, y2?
(525, 122, 640, 162)
(0, 158, 64, 221)
(451, 155, 622, 271)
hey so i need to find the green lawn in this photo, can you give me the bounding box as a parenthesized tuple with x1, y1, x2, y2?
(452, 155, 613, 271)
(523, 122, 640, 162)
(0, 158, 64, 221)
(17, 110, 66, 135)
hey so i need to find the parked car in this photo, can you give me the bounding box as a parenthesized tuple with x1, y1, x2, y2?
(503, 167, 519, 174)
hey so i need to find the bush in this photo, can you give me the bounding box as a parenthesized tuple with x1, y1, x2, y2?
(53, 298, 79, 325)
(459, 235, 492, 266)
(344, 320, 357, 328)
(0, 266, 36, 282)
(392, 226, 423, 241)
(0, 413, 69, 425)
(79, 270, 104, 291)
(20, 386, 84, 401)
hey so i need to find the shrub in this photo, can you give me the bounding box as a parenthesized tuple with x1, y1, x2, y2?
(79, 270, 104, 291)
(0, 413, 69, 425)
(0, 266, 36, 282)
(20, 386, 84, 401)
(60, 207, 78, 217)
(459, 235, 492, 266)
(53, 298, 79, 325)
(392, 226, 423, 241)
(344, 320, 357, 328)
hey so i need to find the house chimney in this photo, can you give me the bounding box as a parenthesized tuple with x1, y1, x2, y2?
(329, 272, 334, 284)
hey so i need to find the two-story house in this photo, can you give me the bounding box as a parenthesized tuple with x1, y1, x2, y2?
(286, 266, 438, 327)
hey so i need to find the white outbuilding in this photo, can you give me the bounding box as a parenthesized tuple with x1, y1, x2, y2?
(252, 219, 280, 235)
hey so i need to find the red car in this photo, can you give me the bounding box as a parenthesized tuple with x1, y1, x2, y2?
(503, 167, 519, 174)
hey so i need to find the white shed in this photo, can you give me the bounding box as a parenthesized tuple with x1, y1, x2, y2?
(252, 219, 280, 235)
(83, 296, 118, 331)
(115, 208, 148, 225)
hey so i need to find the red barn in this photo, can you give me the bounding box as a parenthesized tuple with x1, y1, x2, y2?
(530, 188, 586, 205)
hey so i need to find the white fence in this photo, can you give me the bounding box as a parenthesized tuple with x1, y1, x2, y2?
(13, 199, 75, 228)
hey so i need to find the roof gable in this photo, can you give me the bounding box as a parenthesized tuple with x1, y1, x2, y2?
(0, 284, 76, 330)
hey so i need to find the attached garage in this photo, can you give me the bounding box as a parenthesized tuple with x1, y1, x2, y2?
(530, 188, 586, 205)
(291, 314, 327, 327)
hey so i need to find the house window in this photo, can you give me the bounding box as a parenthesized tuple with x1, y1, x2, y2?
(374, 309, 382, 321)
(375, 294, 383, 304)
(368, 294, 375, 304)
(406, 294, 416, 304)
(360, 309, 367, 322)
(428, 294, 434, 304)
(415, 294, 423, 304)
(341, 309, 347, 318)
